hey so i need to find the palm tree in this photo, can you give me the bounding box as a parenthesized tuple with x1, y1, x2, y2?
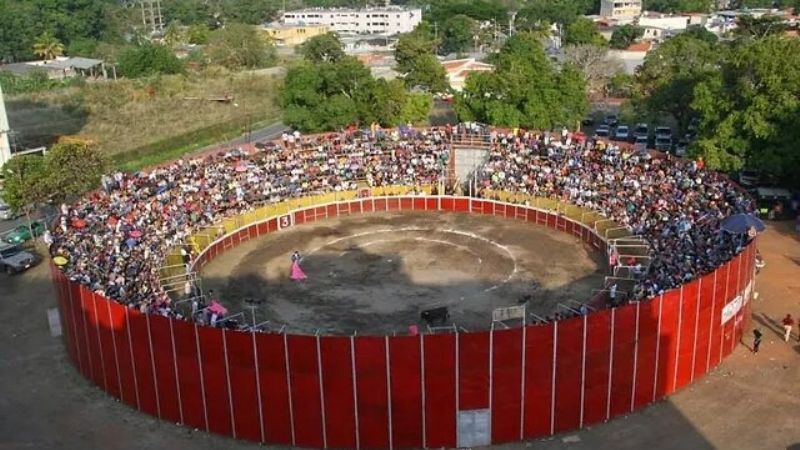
(33, 31, 65, 61)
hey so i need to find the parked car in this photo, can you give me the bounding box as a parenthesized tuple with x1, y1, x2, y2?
(655, 136, 672, 152)
(634, 134, 648, 147)
(755, 187, 793, 220)
(738, 169, 760, 188)
(582, 116, 595, 126)
(614, 125, 630, 141)
(633, 123, 649, 139)
(0, 243, 37, 274)
(594, 125, 610, 138)
(655, 126, 672, 140)
(675, 139, 689, 157)
(4, 221, 45, 244)
(604, 114, 619, 127)
(0, 201, 16, 220)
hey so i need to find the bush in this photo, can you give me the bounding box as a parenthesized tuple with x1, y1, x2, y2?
(117, 43, 185, 78)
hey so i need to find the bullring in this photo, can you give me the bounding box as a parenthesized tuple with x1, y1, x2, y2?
(49, 125, 756, 448)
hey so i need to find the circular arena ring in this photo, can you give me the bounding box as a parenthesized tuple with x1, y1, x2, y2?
(50, 128, 756, 448)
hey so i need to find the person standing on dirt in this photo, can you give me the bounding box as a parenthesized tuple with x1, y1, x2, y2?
(752, 329, 763, 354)
(781, 314, 795, 342)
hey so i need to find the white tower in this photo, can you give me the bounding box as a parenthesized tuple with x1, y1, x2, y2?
(0, 81, 11, 168)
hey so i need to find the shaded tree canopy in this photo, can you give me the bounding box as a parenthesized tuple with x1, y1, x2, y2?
(609, 24, 644, 49)
(297, 33, 346, 64)
(454, 32, 588, 129)
(690, 36, 800, 186)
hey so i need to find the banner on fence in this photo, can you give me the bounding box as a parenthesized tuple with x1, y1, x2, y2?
(492, 305, 526, 322)
(721, 294, 743, 325)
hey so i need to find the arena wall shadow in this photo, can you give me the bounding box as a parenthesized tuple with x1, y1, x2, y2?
(51, 195, 756, 448)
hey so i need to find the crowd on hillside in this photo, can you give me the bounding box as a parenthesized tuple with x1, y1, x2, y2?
(476, 129, 753, 300)
(49, 124, 752, 323)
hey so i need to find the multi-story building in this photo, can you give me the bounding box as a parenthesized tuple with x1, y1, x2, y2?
(262, 24, 330, 46)
(282, 6, 422, 35)
(600, 0, 643, 19)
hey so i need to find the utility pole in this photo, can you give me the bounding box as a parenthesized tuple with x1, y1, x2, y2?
(0, 81, 11, 169)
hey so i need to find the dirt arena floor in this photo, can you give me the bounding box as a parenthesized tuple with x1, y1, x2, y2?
(1, 223, 798, 450)
(200, 212, 606, 334)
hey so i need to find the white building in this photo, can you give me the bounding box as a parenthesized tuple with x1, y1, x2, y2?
(282, 6, 422, 35)
(600, 0, 643, 19)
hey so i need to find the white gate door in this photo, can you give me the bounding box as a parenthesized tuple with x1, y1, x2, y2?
(457, 409, 491, 447)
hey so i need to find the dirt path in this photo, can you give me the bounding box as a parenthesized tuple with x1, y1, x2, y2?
(0, 224, 798, 450)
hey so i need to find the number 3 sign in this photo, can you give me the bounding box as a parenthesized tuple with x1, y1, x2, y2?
(279, 214, 293, 230)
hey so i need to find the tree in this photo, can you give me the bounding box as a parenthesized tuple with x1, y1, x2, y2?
(187, 24, 211, 45)
(454, 32, 588, 129)
(395, 23, 449, 92)
(402, 53, 450, 93)
(563, 44, 624, 99)
(609, 24, 643, 49)
(635, 32, 721, 132)
(681, 24, 718, 44)
(691, 36, 800, 187)
(222, 0, 278, 25)
(44, 140, 109, 203)
(399, 92, 433, 125)
(516, 0, 595, 30)
(643, 0, 711, 13)
(207, 23, 275, 70)
(395, 23, 440, 71)
(281, 56, 432, 132)
(117, 43, 184, 77)
(33, 31, 65, 61)
(442, 15, 478, 55)
(564, 17, 606, 46)
(298, 33, 346, 64)
(734, 15, 787, 39)
(426, 0, 509, 24)
(0, 155, 48, 215)
(163, 21, 187, 48)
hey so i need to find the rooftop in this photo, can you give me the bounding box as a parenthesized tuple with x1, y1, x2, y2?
(285, 6, 421, 14)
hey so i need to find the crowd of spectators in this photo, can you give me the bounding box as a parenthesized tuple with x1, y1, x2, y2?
(50, 124, 752, 323)
(476, 129, 753, 300)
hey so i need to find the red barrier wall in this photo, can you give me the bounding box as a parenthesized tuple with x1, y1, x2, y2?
(51, 196, 756, 448)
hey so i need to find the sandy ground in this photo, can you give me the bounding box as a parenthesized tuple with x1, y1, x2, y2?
(0, 223, 798, 450)
(201, 212, 605, 334)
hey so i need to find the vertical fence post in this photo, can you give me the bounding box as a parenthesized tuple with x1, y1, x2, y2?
(719, 264, 731, 363)
(455, 331, 460, 442)
(169, 317, 184, 424)
(419, 333, 426, 449)
(385, 336, 393, 450)
(193, 323, 209, 432)
(66, 283, 84, 377)
(91, 294, 108, 391)
(252, 326, 265, 443)
(630, 302, 640, 412)
(690, 278, 702, 383)
(731, 256, 743, 354)
(316, 334, 328, 448)
(579, 314, 587, 427)
(606, 308, 615, 420)
(549, 322, 558, 435)
(222, 329, 236, 438)
(105, 301, 123, 399)
(145, 314, 162, 419)
(126, 308, 141, 411)
(706, 270, 718, 373)
(283, 332, 296, 446)
(672, 286, 684, 393)
(652, 294, 663, 402)
(351, 336, 360, 450)
(519, 325, 526, 440)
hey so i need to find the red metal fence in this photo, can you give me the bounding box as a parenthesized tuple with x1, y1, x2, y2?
(51, 196, 755, 448)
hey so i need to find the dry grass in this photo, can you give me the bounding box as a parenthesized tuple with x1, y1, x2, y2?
(7, 68, 282, 156)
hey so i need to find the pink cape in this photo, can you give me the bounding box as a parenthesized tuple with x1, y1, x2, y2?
(290, 261, 307, 281)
